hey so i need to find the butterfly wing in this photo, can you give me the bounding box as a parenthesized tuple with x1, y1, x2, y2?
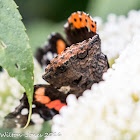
(3, 84, 67, 128)
(35, 33, 68, 67)
(64, 11, 97, 45)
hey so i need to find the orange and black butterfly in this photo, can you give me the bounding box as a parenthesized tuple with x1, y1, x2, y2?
(4, 11, 109, 128)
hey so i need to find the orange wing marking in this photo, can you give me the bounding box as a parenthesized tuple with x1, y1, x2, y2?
(56, 39, 66, 54)
(35, 87, 45, 96)
(68, 11, 96, 33)
(35, 95, 51, 104)
(35, 87, 51, 104)
(45, 100, 66, 111)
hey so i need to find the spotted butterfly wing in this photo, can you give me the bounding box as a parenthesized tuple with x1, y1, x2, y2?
(3, 85, 67, 128)
(64, 11, 97, 45)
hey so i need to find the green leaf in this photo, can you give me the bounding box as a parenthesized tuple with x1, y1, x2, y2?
(0, 0, 34, 127)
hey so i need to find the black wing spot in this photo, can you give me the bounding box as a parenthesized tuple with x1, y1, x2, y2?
(74, 18, 77, 22)
(91, 24, 94, 28)
(85, 19, 87, 22)
(80, 18, 82, 21)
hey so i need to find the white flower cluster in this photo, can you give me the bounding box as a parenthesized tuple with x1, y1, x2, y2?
(47, 11, 140, 140)
(0, 70, 24, 127)
(95, 10, 140, 61)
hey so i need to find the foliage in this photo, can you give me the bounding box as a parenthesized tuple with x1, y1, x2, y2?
(0, 0, 34, 127)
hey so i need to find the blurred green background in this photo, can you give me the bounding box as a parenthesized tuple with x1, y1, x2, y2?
(14, 0, 140, 55)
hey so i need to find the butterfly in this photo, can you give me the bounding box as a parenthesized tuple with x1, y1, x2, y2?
(4, 11, 109, 128)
